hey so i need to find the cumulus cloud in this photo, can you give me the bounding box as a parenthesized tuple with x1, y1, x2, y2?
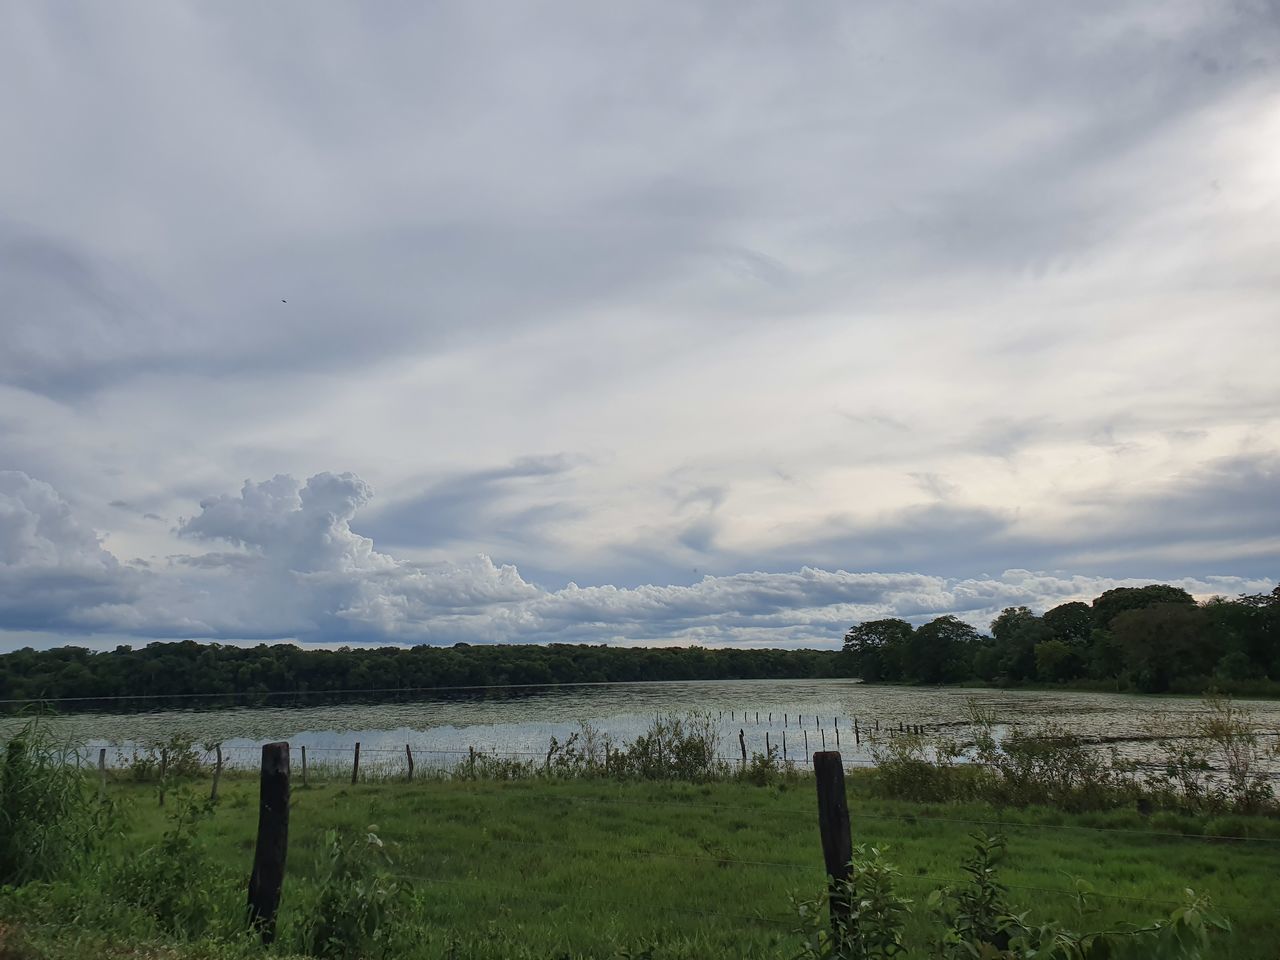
(0, 471, 139, 629)
(0, 471, 1270, 650)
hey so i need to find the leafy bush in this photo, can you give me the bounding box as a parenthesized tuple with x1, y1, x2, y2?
(121, 734, 206, 783)
(0, 718, 110, 885)
(296, 826, 410, 959)
(113, 789, 241, 939)
(609, 713, 728, 782)
(794, 844, 910, 959)
(790, 834, 1232, 959)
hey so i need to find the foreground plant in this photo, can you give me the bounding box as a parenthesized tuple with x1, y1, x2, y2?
(0, 717, 112, 886)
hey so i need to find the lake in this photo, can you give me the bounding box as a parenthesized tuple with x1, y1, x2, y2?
(8, 679, 1280, 775)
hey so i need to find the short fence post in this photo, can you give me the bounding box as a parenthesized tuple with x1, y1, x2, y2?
(814, 751, 852, 943)
(765, 731, 771, 758)
(469, 745, 476, 777)
(405, 744, 414, 782)
(352, 742, 360, 784)
(98, 747, 107, 800)
(738, 729, 747, 770)
(301, 745, 308, 787)
(211, 744, 224, 802)
(835, 725, 840, 748)
(821, 729, 826, 749)
(247, 742, 290, 945)
(782, 730, 787, 762)
(804, 729, 809, 756)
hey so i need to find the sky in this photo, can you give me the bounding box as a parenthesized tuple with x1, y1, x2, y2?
(1, 1, 1278, 652)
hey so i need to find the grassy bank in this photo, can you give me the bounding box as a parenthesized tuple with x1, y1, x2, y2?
(3, 772, 1277, 958)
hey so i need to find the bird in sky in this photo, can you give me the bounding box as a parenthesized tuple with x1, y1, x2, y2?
(281, 299, 287, 303)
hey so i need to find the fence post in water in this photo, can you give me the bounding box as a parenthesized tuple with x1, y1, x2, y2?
(814, 751, 852, 942)
(98, 747, 107, 800)
(804, 729, 809, 756)
(739, 729, 747, 770)
(247, 742, 290, 945)
(352, 742, 360, 785)
(211, 744, 224, 802)
(782, 730, 787, 762)
(821, 729, 826, 749)
(835, 725, 840, 748)
(469, 746, 476, 778)
(405, 744, 414, 782)
(765, 731, 771, 758)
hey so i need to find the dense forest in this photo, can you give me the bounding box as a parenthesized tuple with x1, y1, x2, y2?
(3, 583, 1276, 708)
(844, 583, 1280, 693)
(0, 641, 840, 708)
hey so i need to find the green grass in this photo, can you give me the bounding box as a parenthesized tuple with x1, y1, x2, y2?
(19, 770, 1267, 958)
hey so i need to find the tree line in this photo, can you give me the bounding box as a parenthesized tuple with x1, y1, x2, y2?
(4, 582, 1276, 706)
(843, 583, 1280, 693)
(0, 641, 840, 708)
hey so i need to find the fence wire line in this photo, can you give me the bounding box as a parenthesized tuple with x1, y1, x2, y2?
(442, 787, 1280, 846)
(389, 860, 1181, 911)
(387, 870, 796, 927)
(100, 743, 1280, 845)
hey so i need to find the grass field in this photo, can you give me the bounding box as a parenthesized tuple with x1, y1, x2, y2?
(5, 769, 1276, 959)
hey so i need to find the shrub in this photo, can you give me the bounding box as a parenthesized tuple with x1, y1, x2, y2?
(296, 826, 410, 959)
(113, 789, 241, 939)
(794, 844, 910, 959)
(0, 718, 111, 886)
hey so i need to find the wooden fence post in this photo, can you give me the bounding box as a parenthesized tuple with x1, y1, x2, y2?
(405, 744, 414, 782)
(469, 746, 476, 778)
(782, 730, 787, 762)
(98, 747, 107, 800)
(804, 729, 809, 756)
(352, 742, 360, 784)
(247, 742, 290, 945)
(765, 731, 771, 758)
(738, 729, 747, 770)
(301, 745, 308, 787)
(211, 744, 224, 802)
(821, 729, 826, 749)
(814, 751, 852, 942)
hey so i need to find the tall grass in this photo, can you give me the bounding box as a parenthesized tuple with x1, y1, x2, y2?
(0, 717, 111, 885)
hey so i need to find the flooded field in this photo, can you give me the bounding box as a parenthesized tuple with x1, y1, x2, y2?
(7, 679, 1280, 774)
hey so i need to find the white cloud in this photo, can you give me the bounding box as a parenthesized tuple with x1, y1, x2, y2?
(0, 2, 1276, 629)
(0, 471, 1271, 650)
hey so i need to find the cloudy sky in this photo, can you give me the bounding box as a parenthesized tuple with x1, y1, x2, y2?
(2, 2, 1277, 651)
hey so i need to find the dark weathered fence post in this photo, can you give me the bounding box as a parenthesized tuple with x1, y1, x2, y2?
(738, 729, 747, 770)
(469, 745, 476, 778)
(765, 731, 771, 758)
(351, 742, 360, 784)
(300, 745, 308, 787)
(782, 730, 787, 762)
(405, 744, 414, 782)
(98, 747, 107, 800)
(821, 728, 826, 749)
(804, 729, 809, 756)
(814, 751, 852, 942)
(211, 744, 224, 802)
(247, 742, 290, 945)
